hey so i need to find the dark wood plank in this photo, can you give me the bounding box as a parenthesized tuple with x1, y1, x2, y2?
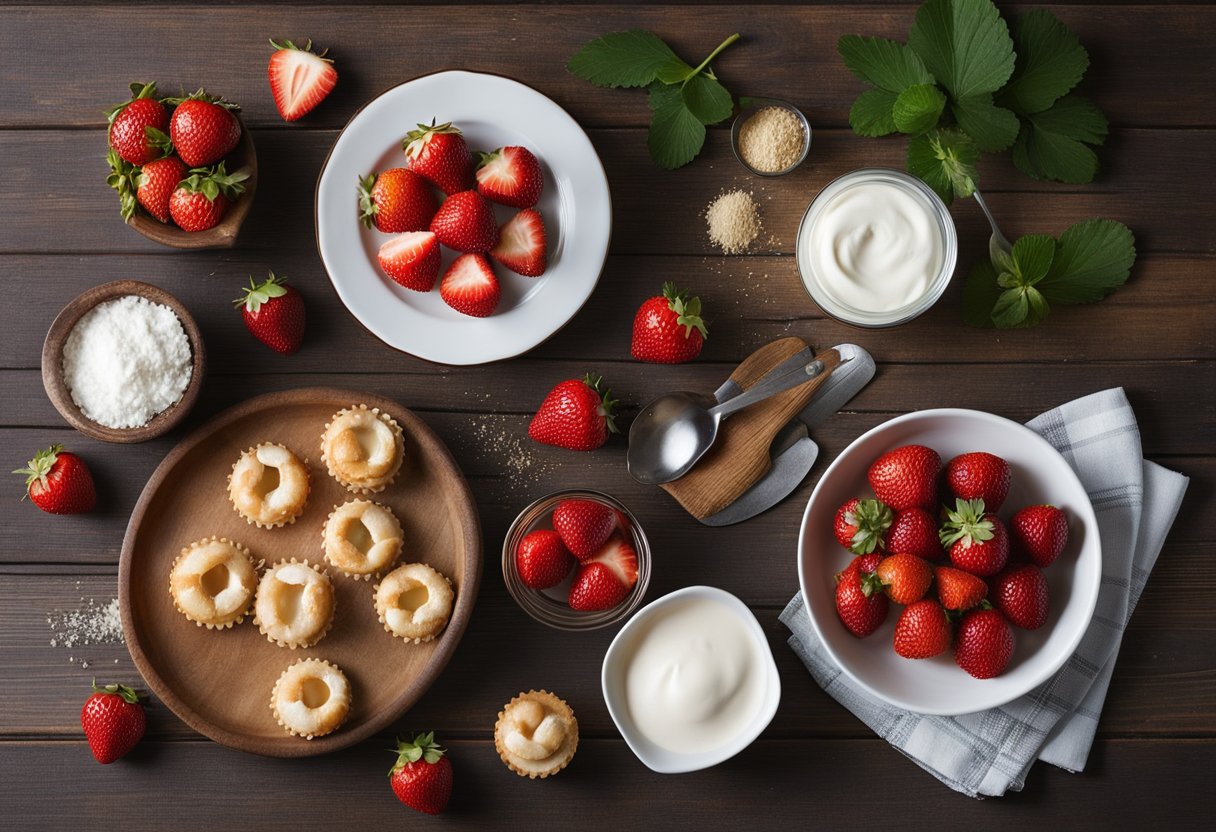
(2, 127, 1213, 255)
(1, 5, 1212, 129)
(0, 738, 1210, 828)
(2, 251, 1212, 372)
(2, 559, 1212, 740)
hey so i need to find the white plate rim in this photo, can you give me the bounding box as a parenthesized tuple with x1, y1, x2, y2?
(314, 69, 612, 366)
(796, 408, 1102, 716)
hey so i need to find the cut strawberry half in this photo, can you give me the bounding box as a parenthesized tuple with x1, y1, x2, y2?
(439, 253, 500, 317)
(476, 145, 543, 208)
(268, 39, 337, 122)
(587, 533, 639, 588)
(490, 209, 547, 277)
(378, 231, 441, 292)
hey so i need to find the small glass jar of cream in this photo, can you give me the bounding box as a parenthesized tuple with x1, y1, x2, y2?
(796, 168, 957, 327)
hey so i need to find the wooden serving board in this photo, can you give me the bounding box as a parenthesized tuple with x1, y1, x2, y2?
(118, 388, 482, 757)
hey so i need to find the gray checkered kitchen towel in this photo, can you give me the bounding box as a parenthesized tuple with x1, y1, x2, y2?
(780, 388, 1189, 798)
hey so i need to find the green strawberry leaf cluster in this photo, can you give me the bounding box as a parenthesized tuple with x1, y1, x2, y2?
(840, 0, 1108, 203)
(568, 30, 741, 169)
(963, 219, 1136, 328)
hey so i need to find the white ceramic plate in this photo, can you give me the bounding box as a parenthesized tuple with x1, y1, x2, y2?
(601, 586, 781, 773)
(797, 409, 1101, 716)
(315, 71, 612, 365)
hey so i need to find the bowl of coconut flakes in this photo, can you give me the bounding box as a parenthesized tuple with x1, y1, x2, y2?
(42, 280, 205, 443)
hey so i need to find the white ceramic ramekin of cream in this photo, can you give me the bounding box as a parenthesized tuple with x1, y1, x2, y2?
(601, 585, 781, 774)
(796, 168, 957, 327)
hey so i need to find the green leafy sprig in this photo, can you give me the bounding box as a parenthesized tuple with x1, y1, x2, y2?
(839, 0, 1108, 203)
(568, 30, 741, 169)
(963, 219, 1136, 329)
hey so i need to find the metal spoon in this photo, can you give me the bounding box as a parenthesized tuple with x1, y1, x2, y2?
(627, 359, 828, 485)
(973, 188, 1012, 257)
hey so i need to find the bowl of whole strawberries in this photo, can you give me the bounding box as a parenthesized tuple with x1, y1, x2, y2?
(798, 409, 1101, 716)
(105, 82, 256, 249)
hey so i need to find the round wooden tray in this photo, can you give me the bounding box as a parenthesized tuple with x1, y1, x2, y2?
(119, 388, 482, 757)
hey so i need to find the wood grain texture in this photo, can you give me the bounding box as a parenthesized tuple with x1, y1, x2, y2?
(0, 0, 1211, 823)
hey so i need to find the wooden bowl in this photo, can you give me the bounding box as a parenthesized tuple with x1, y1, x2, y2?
(126, 114, 257, 249)
(41, 280, 206, 443)
(119, 388, 482, 757)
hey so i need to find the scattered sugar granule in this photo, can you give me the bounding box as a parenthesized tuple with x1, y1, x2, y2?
(737, 106, 805, 173)
(62, 294, 192, 429)
(705, 190, 762, 254)
(48, 597, 124, 650)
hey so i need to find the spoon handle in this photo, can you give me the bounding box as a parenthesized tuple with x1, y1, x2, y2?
(709, 359, 826, 420)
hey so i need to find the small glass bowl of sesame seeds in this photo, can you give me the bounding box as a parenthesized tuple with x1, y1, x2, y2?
(731, 97, 812, 177)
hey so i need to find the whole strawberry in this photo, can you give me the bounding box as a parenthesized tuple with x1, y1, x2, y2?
(403, 121, 474, 195)
(834, 552, 887, 637)
(934, 565, 987, 611)
(235, 271, 306, 354)
(992, 563, 1049, 630)
(893, 598, 951, 659)
(389, 732, 452, 815)
(867, 445, 940, 511)
(630, 283, 708, 364)
(137, 156, 188, 223)
(954, 605, 1015, 679)
(268, 38, 337, 122)
(169, 162, 250, 231)
(940, 498, 1010, 577)
(81, 681, 145, 764)
(14, 444, 96, 514)
(515, 530, 575, 590)
(886, 507, 943, 560)
(528, 374, 618, 451)
(568, 534, 638, 611)
(875, 553, 933, 605)
(107, 82, 169, 166)
(1010, 504, 1069, 567)
(552, 498, 617, 560)
(168, 89, 242, 168)
(833, 497, 892, 554)
(946, 451, 1012, 511)
(429, 190, 499, 253)
(358, 168, 438, 233)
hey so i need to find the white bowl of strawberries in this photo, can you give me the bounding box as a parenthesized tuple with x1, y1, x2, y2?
(798, 409, 1101, 716)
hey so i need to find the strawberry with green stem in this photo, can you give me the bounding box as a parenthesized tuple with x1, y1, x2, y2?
(81, 681, 146, 764)
(235, 271, 306, 354)
(389, 732, 452, 815)
(940, 498, 1010, 577)
(14, 444, 96, 514)
(833, 497, 892, 554)
(166, 89, 242, 167)
(403, 121, 474, 195)
(528, 374, 618, 451)
(169, 162, 249, 231)
(631, 282, 708, 364)
(107, 82, 169, 166)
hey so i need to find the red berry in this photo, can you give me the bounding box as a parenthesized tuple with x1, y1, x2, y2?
(528, 374, 618, 451)
(1010, 504, 1069, 567)
(136, 156, 188, 223)
(359, 169, 439, 233)
(268, 38, 337, 122)
(515, 530, 575, 590)
(107, 82, 169, 166)
(81, 682, 145, 764)
(235, 271, 306, 355)
(476, 145, 543, 208)
(833, 497, 893, 554)
(439, 253, 500, 318)
(552, 499, 617, 560)
(378, 231, 441, 292)
(630, 283, 708, 364)
(169, 90, 242, 168)
(867, 445, 940, 511)
(490, 208, 547, 277)
(992, 564, 1050, 630)
(941, 498, 1010, 577)
(875, 553, 933, 605)
(934, 565, 988, 611)
(568, 534, 638, 611)
(14, 444, 96, 514)
(886, 507, 944, 560)
(835, 554, 888, 638)
(954, 606, 1015, 679)
(946, 451, 1012, 511)
(429, 190, 499, 253)
(389, 732, 453, 815)
(403, 121, 474, 195)
(893, 598, 951, 659)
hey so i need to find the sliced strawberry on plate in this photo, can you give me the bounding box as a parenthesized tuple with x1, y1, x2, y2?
(476, 145, 543, 208)
(378, 231, 441, 292)
(267, 38, 337, 122)
(430, 190, 499, 253)
(490, 208, 547, 277)
(439, 253, 500, 317)
(359, 168, 438, 233)
(403, 120, 474, 195)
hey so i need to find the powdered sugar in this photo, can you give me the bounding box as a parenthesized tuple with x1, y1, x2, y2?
(61, 294, 192, 429)
(48, 595, 124, 669)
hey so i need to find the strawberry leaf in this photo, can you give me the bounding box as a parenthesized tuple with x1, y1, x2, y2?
(837, 35, 934, 92)
(567, 29, 688, 89)
(681, 72, 733, 125)
(849, 89, 900, 137)
(892, 83, 946, 134)
(998, 10, 1089, 115)
(646, 82, 705, 170)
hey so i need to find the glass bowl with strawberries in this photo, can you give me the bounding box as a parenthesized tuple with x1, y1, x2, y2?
(502, 490, 651, 631)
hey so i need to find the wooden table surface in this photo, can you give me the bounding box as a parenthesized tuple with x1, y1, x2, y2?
(1, 2, 1212, 828)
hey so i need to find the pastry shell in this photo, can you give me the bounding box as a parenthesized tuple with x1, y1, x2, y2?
(494, 689, 578, 779)
(319, 405, 405, 495)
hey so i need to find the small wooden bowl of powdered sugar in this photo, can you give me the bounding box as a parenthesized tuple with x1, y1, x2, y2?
(42, 280, 205, 443)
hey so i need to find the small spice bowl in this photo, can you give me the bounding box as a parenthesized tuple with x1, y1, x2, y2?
(730, 97, 812, 177)
(126, 114, 257, 250)
(502, 489, 651, 631)
(41, 280, 206, 443)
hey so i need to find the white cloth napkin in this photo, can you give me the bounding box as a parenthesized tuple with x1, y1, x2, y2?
(780, 388, 1189, 798)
